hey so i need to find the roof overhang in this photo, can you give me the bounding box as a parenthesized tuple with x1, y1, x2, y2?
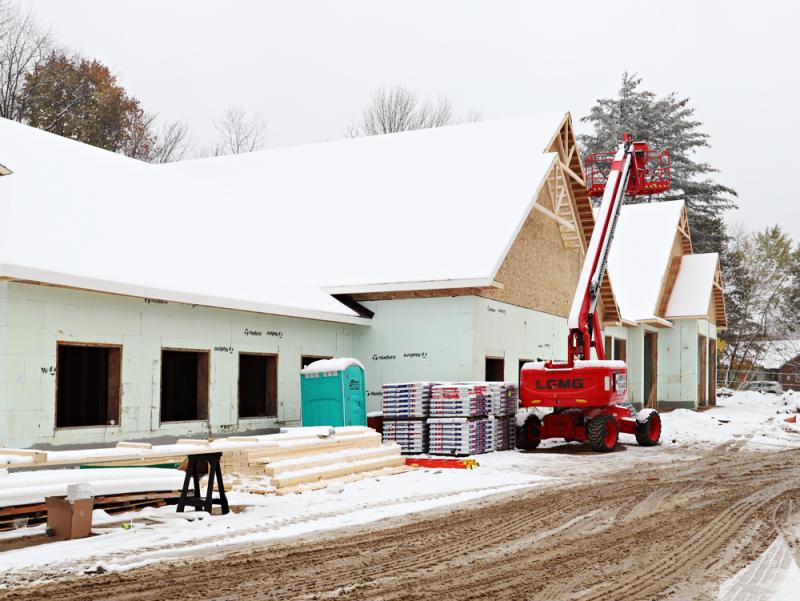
(323, 278, 503, 296)
(1, 263, 372, 326)
(638, 317, 674, 328)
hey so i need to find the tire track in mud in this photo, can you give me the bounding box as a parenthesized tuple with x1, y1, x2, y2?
(3, 448, 800, 601)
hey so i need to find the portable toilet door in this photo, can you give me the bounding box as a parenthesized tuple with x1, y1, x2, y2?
(343, 364, 366, 426)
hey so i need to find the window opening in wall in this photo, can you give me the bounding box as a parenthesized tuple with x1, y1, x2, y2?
(239, 353, 278, 418)
(56, 343, 121, 428)
(161, 349, 209, 422)
(486, 357, 505, 381)
(301, 355, 332, 370)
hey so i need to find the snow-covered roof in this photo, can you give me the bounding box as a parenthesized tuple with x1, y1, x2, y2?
(1, 112, 567, 321)
(761, 340, 800, 370)
(666, 254, 720, 318)
(607, 200, 685, 322)
(164, 112, 564, 293)
(0, 118, 365, 324)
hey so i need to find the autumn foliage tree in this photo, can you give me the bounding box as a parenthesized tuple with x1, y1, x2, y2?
(21, 51, 155, 157)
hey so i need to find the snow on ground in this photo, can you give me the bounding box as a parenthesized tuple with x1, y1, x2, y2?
(719, 529, 800, 600)
(0, 391, 797, 585)
(661, 390, 800, 450)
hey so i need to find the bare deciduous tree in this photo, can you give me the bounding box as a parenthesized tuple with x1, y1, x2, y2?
(150, 119, 193, 163)
(213, 105, 267, 155)
(0, 1, 50, 120)
(348, 85, 459, 137)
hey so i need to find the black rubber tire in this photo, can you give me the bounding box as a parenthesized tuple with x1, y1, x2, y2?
(635, 411, 662, 446)
(516, 414, 542, 450)
(587, 414, 618, 452)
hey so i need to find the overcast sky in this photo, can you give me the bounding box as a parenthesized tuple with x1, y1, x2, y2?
(18, 0, 800, 241)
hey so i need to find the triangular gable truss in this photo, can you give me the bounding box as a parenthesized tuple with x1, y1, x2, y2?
(539, 114, 622, 325)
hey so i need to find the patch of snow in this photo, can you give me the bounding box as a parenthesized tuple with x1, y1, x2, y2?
(636, 408, 658, 423)
(300, 357, 364, 374)
(719, 533, 800, 600)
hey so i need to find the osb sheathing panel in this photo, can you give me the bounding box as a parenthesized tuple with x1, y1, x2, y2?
(479, 206, 581, 317)
(352, 288, 485, 301)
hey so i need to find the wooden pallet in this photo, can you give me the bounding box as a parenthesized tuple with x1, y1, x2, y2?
(0, 491, 180, 532)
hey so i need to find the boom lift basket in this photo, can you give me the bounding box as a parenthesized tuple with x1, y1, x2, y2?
(585, 145, 670, 197)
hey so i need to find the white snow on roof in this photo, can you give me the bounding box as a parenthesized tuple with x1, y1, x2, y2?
(0, 118, 364, 323)
(665, 254, 719, 318)
(1, 112, 565, 320)
(761, 340, 800, 370)
(607, 201, 685, 321)
(164, 112, 563, 292)
(300, 357, 365, 374)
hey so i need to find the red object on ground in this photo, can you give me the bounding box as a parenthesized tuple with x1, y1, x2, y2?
(785, 415, 797, 423)
(404, 458, 478, 469)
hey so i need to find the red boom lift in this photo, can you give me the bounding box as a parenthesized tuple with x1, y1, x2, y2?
(518, 134, 670, 452)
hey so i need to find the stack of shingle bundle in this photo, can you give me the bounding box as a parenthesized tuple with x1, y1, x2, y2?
(429, 384, 489, 417)
(489, 382, 519, 451)
(428, 417, 494, 455)
(427, 384, 494, 455)
(381, 382, 433, 454)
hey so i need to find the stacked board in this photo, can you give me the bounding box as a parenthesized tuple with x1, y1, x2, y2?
(219, 428, 408, 494)
(381, 382, 434, 453)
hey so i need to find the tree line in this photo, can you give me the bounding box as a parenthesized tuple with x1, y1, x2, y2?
(2, 3, 796, 378)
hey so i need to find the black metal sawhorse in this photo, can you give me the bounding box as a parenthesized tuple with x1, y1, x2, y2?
(176, 451, 230, 515)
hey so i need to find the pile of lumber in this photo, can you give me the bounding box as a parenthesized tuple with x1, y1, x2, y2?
(0, 467, 185, 531)
(220, 427, 407, 494)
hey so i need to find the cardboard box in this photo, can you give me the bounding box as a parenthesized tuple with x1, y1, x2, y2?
(45, 496, 94, 540)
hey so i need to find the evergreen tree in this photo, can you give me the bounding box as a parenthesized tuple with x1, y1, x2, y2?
(580, 73, 737, 254)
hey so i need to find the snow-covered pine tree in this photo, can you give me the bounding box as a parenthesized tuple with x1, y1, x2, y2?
(579, 73, 737, 254)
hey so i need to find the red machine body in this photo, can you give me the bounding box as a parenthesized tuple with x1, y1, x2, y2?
(518, 134, 668, 452)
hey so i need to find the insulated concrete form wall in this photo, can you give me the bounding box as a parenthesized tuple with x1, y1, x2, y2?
(352, 296, 475, 413)
(473, 297, 568, 380)
(0, 282, 352, 448)
(656, 318, 716, 410)
(352, 296, 568, 413)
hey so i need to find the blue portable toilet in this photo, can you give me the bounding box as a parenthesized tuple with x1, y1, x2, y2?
(299, 358, 366, 427)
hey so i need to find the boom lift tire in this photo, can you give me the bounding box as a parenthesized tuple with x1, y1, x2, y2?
(587, 414, 618, 452)
(517, 414, 542, 450)
(635, 411, 662, 447)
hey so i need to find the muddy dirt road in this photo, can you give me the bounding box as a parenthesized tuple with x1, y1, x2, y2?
(3, 447, 800, 601)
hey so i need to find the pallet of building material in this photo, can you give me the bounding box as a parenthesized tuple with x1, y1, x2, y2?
(271, 454, 405, 489)
(382, 382, 434, 418)
(430, 384, 490, 417)
(494, 415, 516, 451)
(489, 382, 519, 416)
(382, 419, 428, 454)
(428, 417, 494, 455)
